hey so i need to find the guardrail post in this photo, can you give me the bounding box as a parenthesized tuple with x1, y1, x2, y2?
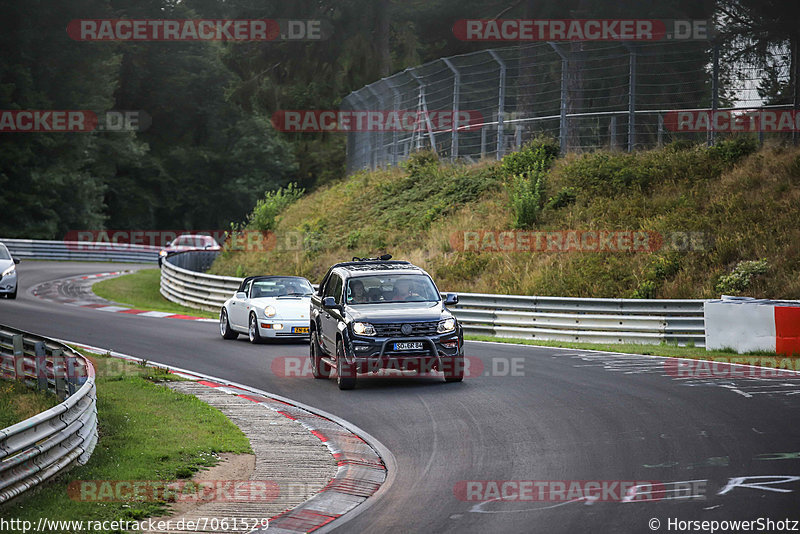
(52, 348, 65, 399)
(65, 353, 78, 396)
(12, 334, 23, 381)
(34, 341, 47, 392)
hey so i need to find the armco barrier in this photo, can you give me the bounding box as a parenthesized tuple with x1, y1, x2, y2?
(0, 325, 98, 504)
(160, 254, 706, 346)
(1, 238, 158, 263)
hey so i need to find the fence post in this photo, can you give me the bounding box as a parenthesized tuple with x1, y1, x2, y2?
(658, 114, 664, 147)
(408, 69, 438, 153)
(515, 125, 523, 150)
(442, 58, 460, 160)
(709, 42, 719, 147)
(549, 42, 568, 154)
(625, 43, 637, 152)
(352, 92, 371, 170)
(34, 340, 47, 392)
(480, 127, 487, 158)
(610, 115, 618, 150)
(384, 77, 402, 166)
(366, 85, 385, 167)
(488, 50, 507, 159)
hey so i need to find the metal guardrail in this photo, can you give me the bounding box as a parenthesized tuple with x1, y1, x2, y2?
(160, 253, 706, 346)
(160, 254, 241, 312)
(0, 325, 98, 504)
(1, 238, 159, 263)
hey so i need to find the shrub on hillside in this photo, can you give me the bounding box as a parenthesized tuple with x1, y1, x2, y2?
(708, 137, 759, 166)
(501, 137, 559, 178)
(715, 259, 769, 294)
(247, 182, 304, 231)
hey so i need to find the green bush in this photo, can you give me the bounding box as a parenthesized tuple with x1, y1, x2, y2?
(715, 259, 769, 294)
(708, 137, 759, 166)
(509, 171, 547, 228)
(402, 150, 439, 178)
(546, 186, 577, 210)
(247, 182, 304, 231)
(501, 137, 559, 178)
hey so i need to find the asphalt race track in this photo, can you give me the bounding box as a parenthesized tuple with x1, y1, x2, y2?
(3, 261, 800, 533)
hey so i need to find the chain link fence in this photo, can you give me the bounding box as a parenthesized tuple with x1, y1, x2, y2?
(343, 40, 796, 173)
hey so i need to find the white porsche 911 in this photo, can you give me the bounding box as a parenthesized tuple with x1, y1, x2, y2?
(219, 275, 313, 343)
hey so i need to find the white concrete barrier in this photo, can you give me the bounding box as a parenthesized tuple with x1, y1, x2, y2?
(705, 297, 800, 355)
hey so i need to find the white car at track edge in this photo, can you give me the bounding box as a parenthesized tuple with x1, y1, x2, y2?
(219, 275, 313, 343)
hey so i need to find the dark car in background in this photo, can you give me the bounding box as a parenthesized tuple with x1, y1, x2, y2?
(310, 256, 464, 390)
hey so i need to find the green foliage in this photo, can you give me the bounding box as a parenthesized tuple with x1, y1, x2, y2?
(708, 137, 759, 166)
(509, 172, 547, 228)
(501, 139, 559, 229)
(632, 253, 683, 299)
(247, 183, 304, 231)
(500, 137, 560, 178)
(558, 142, 754, 198)
(546, 187, 577, 210)
(434, 253, 490, 281)
(402, 150, 439, 177)
(715, 259, 769, 294)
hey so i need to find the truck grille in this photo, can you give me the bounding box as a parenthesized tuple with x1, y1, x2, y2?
(373, 321, 438, 337)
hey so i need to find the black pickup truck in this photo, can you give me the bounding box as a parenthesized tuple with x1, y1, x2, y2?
(309, 256, 465, 390)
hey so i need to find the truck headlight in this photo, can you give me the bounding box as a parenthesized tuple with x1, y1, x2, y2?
(437, 318, 456, 333)
(352, 322, 376, 336)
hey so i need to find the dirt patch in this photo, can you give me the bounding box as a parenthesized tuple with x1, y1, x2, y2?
(140, 452, 255, 531)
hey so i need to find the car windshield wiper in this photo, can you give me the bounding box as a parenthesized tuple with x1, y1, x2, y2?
(277, 292, 310, 297)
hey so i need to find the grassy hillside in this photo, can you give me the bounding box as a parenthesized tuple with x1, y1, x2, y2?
(210, 139, 800, 299)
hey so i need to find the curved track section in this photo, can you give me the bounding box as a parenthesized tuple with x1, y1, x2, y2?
(2, 262, 800, 533)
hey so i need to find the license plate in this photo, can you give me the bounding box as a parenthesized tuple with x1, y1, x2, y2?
(292, 327, 309, 334)
(394, 342, 423, 351)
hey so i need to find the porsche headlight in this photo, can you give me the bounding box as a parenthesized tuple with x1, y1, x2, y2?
(1, 264, 15, 277)
(264, 305, 276, 317)
(437, 318, 456, 333)
(352, 322, 376, 336)
(159, 250, 168, 257)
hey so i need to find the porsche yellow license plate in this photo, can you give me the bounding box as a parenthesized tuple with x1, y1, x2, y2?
(292, 327, 309, 334)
